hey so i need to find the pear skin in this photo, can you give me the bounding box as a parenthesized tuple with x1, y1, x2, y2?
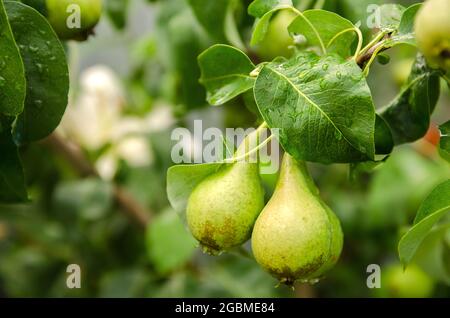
(251, 154, 343, 284)
(187, 161, 265, 254)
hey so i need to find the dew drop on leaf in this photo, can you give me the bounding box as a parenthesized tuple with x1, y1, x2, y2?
(299, 70, 308, 79)
(29, 45, 39, 53)
(34, 100, 43, 109)
(36, 63, 44, 73)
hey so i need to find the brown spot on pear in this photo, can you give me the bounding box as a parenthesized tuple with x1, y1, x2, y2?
(251, 154, 343, 284)
(186, 145, 265, 254)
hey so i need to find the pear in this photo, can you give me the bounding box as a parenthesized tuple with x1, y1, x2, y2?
(251, 154, 343, 285)
(415, 0, 450, 71)
(186, 133, 265, 255)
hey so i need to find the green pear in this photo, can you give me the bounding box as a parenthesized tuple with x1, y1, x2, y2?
(186, 135, 265, 255)
(257, 10, 297, 61)
(375, 264, 435, 298)
(415, 0, 450, 71)
(46, 0, 103, 41)
(251, 154, 343, 285)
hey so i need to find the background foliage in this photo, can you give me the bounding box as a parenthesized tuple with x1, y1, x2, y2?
(0, 0, 449, 297)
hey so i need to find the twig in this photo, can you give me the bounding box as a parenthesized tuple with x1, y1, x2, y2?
(356, 40, 387, 68)
(42, 133, 151, 228)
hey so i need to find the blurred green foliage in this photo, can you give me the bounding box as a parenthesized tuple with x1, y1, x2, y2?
(0, 0, 449, 298)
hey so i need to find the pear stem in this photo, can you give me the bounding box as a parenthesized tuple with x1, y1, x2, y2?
(225, 135, 274, 163)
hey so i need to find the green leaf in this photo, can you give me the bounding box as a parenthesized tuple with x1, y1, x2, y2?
(188, 0, 229, 42)
(0, 117, 28, 203)
(438, 121, 450, 163)
(377, 4, 404, 32)
(381, 54, 441, 145)
(374, 114, 393, 155)
(187, 0, 245, 49)
(167, 162, 223, 217)
(288, 9, 356, 57)
(0, 0, 26, 116)
(397, 3, 421, 37)
(5, 1, 69, 143)
(250, 5, 293, 46)
(248, 0, 292, 18)
(349, 159, 385, 181)
(168, 10, 208, 110)
(19, 0, 47, 16)
(254, 51, 376, 163)
(337, 0, 384, 43)
(365, 147, 450, 230)
(385, 3, 421, 48)
(146, 208, 196, 275)
(198, 44, 255, 105)
(105, 0, 129, 30)
(412, 223, 450, 285)
(398, 180, 450, 267)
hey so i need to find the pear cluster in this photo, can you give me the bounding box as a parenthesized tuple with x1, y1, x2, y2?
(186, 135, 343, 284)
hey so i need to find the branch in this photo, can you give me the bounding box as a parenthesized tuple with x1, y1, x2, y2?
(42, 133, 151, 228)
(356, 40, 387, 68)
(356, 34, 391, 68)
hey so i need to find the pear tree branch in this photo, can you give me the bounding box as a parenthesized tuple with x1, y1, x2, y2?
(42, 133, 151, 228)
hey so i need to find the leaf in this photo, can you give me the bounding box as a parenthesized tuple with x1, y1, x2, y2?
(188, 0, 244, 48)
(374, 114, 393, 155)
(376, 4, 404, 32)
(385, 3, 422, 48)
(365, 147, 450, 230)
(198, 44, 255, 105)
(188, 0, 228, 42)
(348, 115, 393, 180)
(337, 0, 384, 42)
(254, 51, 376, 163)
(167, 162, 223, 217)
(105, 0, 130, 30)
(397, 3, 421, 38)
(0, 0, 26, 116)
(412, 223, 450, 285)
(349, 159, 385, 181)
(381, 54, 441, 145)
(18, 0, 47, 16)
(438, 121, 450, 163)
(168, 10, 208, 110)
(250, 4, 293, 46)
(146, 208, 197, 275)
(248, 0, 293, 18)
(288, 9, 356, 57)
(398, 180, 450, 267)
(5, 1, 69, 143)
(223, 0, 246, 50)
(0, 117, 28, 203)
